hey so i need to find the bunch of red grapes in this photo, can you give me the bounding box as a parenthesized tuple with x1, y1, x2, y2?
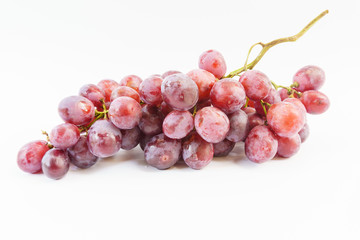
(17, 49, 330, 180)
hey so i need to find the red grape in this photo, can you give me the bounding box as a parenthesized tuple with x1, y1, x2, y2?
(283, 97, 306, 115)
(182, 132, 214, 170)
(162, 70, 181, 79)
(162, 110, 194, 139)
(17, 140, 49, 174)
(67, 135, 98, 169)
(87, 119, 122, 158)
(110, 86, 140, 102)
(245, 125, 278, 163)
(277, 134, 301, 158)
(138, 104, 163, 136)
(298, 123, 310, 143)
(254, 88, 281, 116)
(58, 96, 95, 126)
(119, 75, 142, 93)
(226, 109, 250, 142)
(109, 96, 142, 129)
(293, 65, 325, 91)
(198, 50, 227, 79)
(239, 70, 272, 101)
(300, 90, 330, 114)
(247, 112, 265, 130)
(210, 78, 246, 114)
(213, 139, 235, 157)
(121, 127, 141, 150)
(161, 73, 199, 111)
(97, 79, 119, 107)
(187, 69, 216, 102)
(194, 106, 230, 143)
(139, 75, 163, 106)
(79, 84, 105, 110)
(42, 149, 70, 180)
(49, 123, 80, 149)
(278, 88, 290, 100)
(159, 101, 173, 117)
(144, 133, 181, 170)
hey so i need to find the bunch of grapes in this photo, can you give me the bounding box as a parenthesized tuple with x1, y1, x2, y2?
(16, 11, 330, 180)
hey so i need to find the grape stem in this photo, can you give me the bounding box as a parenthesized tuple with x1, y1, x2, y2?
(271, 81, 302, 98)
(224, 10, 329, 78)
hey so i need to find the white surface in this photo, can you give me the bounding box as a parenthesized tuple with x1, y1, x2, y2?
(1, 0, 360, 239)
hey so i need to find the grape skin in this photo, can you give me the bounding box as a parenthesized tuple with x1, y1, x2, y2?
(79, 84, 106, 110)
(42, 149, 70, 180)
(182, 132, 214, 170)
(67, 135, 98, 169)
(49, 123, 80, 149)
(298, 123, 310, 143)
(110, 86, 140, 102)
(187, 69, 216, 102)
(245, 126, 278, 163)
(159, 101, 173, 117)
(121, 127, 141, 150)
(226, 109, 250, 142)
(247, 112, 265, 130)
(144, 133, 181, 170)
(213, 139, 235, 157)
(277, 134, 301, 158)
(194, 107, 230, 143)
(293, 65, 325, 92)
(283, 97, 306, 115)
(139, 75, 163, 106)
(58, 96, 95, 126)
(300, 90, 330, 114)
(162, 110, 194, 139)
(161, 73, 199, 111)
(17, 140, 49, 174)
(119, 75, 142, 93)
(162, 70, 181, 79)
(239, 70, 272, 101)
(198, 50, 227, 79)
(108, 96, 142, 130)
(87, 119, 122, 158)
(210, 78, 246, 114)
(254, 88, 281, 116)
(97, 79, 120, 108)
(138, 104, 164, 136)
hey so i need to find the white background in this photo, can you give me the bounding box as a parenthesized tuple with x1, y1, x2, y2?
(1, 0, 360, 239)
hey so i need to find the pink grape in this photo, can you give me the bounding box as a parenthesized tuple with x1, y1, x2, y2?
(119, 75, 142, 93)
(243, 107, 256, 114)
(182, 132, 214, 170)
(161, 73, 199, 111)
(159, 101, 173, 116)
(278, 88, 290, 100)
(108, 96, 142, 129)
(267, 102, 306, 138)
(293, 65, 325, 91)
(110, 86, 140, 102)
(49, 123, 80, 149)
(239, 70, 272, 101)
(58, 96, 95, 126)
(121, 127, 141, 150)
(67, 135, 98, 169)
(162, 110, 194, 139)
(254, 88, 281, 116)
(198, 49, 227, 79)
(226, 109, 250, 142)
(17, 140, 49, 174)
(41, 149, 70, 180)
(210, 78, 246, 114)
(144, 133, 181, 170)
(139, 75, 163, 106)
(300, 90, 330, 114)
(187, 69, 216, 102)
(283, 97, 306, 115)
(213, 139, 235, 157)
(247, 112, 265, 130)
(138, 104, 163, 136)
(277, 134, 301, 158)
(97, 79, 119, 107)
(298, 123, 310, 143)
(87, 119, 122, 158)
(162, 70, 181, 79)
(79, 84, 105, 110)
(245, 125, 278, 163)
(194, 106, 230, 143)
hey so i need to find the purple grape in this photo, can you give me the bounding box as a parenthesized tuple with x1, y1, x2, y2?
(162, 110, 194, 139)
(49, 123, 80, 149)
(67, 135, 98, 169)
(17, 140, 50, 174)
(108, 96, 142, 130)
(213, 139, 235, 157)
(139, 134, 153, 151)
(87, 119, 122, 158)
(138, 105, 163, 136)
(121, 127, 141, 150)
(42, 149, 70, 180)
(144, 133, 181, 170)
(226, 109, 249, 142)
(58, 96, 95, 126)
(79, 84, 105, 110)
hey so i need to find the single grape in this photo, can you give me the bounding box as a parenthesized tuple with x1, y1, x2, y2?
(67, 135, 98, 169)
(87, 119, 122, 158)
(42, 149, 70, 180)
(119, 75, 142, 93)
(79, 84, 105, 110)
(182, 132, 214, 169)
(110, 86, 140, 102)
(278, 88, 290, 100)
(300, 90, 330, 114)
(121, 127, 141, 150)
(159, 101, 173, 117)
(210, 78, 246, 114)
(161, 73, 199, 111)
(213, 139, 235, 157)
(267, 102, 306, 138)
(298, 123, 310, 143)
(194, 106, 230, 143)
(226, 109, 250, 142)
(138, 104, 163, 136)
(254, 88, 281, 116)
(162, 70, 181, 79)
(162, 110, 194, 139)
(245, 125, 278, 163)
(293, 65, 325, 91)
(58, 96, 95, 126)
(239, 70, 272, 101)
(247, 112, 265, 130)
(17, 140, 49, 174)
(97, 79, 119, 107)
(277, 134, 301, 158)
(139, 75, 163, 106)
(108, 96, 142, 129)
(187, 69, 216, 102)
(49, 123, 80, 149)
(198, 49, 227, 79)
(144, 133, 181, 170)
